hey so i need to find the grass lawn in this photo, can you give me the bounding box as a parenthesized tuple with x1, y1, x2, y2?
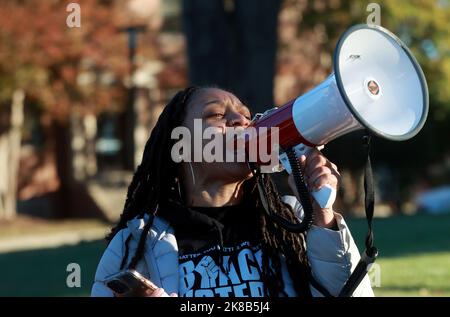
(0, 240, 106, 296)
(0, 212, 449, 296)
(346, 213, 450, 297)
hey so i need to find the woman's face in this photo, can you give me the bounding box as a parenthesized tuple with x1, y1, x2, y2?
(181, 88, 253, 183)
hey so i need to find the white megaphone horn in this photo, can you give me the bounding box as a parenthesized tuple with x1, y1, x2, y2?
(249, 24, 429, 210)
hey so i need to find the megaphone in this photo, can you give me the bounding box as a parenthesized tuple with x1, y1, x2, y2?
(250, 24, 429, 210)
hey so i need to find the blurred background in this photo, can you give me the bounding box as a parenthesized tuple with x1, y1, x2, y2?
(0, 0, 449, 297)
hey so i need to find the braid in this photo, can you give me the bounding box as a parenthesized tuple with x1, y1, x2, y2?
(119, 233, 132, 270)
(105, 86, 199, 269)
(252, 174, 312, 297)
(106, 87, 198, 243)
(106, 164, 144, 241)
(127, 216, 154, 270)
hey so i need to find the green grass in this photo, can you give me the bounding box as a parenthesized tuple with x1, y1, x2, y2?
(372, 252, 450, 296)
(0, 212, 449, 296)
(0, 240, 106, 296)
(346, 212, 450, 297)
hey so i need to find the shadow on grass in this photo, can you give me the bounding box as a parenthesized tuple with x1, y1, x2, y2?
(0, 240, 106, 296)
(346, 212, 450, 258)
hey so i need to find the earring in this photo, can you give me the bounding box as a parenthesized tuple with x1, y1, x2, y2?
(171, 177, 183, 199)
(188, 162, 196, 186)
(177, 178, 182, 198)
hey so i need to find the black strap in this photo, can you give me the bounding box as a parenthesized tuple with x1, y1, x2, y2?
(363, 134, 375, 253)
(338, 132, 378, 297)
(362, 134, 376, 256)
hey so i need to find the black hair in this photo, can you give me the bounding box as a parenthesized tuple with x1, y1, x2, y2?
(106, 86, 312, 297)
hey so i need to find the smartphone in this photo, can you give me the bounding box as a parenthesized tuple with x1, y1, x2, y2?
(103, 269, 159, 297)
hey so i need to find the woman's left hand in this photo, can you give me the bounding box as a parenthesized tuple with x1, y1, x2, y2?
(288, 148, 341, 229)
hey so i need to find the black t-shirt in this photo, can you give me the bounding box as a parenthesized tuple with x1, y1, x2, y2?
(161, 199, 267, 297)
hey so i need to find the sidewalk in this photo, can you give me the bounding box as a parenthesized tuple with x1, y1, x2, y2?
(0, 216, 111, 254)
(0, 226, 108, 254)
(0, 170, 129, 254)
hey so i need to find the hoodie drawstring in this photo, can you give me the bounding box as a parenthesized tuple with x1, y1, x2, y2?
(212, 220, 229, 275)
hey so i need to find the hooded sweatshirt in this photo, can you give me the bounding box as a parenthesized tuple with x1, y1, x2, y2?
(91, 196, 375, 297)
(160, 198, 269, 297)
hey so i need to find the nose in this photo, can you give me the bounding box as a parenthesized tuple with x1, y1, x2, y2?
(227, 112, 250, 128)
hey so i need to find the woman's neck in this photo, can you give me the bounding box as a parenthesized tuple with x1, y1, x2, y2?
(183, 178, 246, 207)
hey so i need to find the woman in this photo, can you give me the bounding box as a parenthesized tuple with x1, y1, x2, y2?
(91, 87, 373, 297)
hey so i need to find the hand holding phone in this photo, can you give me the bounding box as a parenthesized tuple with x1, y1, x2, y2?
(103, 269, 163, 297)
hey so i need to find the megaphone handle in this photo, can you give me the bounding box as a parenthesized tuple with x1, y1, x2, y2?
(311, 184, 336, 210)
(279, 144, 336, 209)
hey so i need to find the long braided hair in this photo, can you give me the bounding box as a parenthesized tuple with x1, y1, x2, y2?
(106, 86, 312, 297)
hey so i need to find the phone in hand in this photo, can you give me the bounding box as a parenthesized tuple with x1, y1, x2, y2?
(103, 269, 159, 297)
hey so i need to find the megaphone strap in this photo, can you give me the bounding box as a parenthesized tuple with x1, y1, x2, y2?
(363, 134, 376, 254)
(339, 132, 379, 297)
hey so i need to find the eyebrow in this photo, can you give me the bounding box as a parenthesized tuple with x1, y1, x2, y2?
(203, 99, 251, 114)
(203, 100, 224, 106)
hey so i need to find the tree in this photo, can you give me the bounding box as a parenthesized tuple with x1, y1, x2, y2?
(182, 0, 281, 113)
(0, 0, 152, 218)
